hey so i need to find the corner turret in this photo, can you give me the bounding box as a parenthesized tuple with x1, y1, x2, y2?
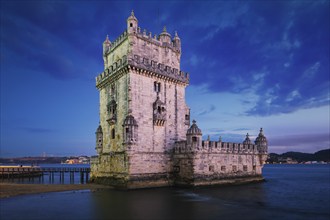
(95, 124, 103, 154)
(255, 128, 268, 153)
(127, 10, 138, 34)
(172, 31, 181, 50)
(186, 120, 202, 146)
(103, 35, 111, 55)
(159, 26, 172, 45)
(243, 133, 251, 145)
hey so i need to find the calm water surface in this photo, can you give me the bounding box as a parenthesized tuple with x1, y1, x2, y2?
(1, 164, 329, 220)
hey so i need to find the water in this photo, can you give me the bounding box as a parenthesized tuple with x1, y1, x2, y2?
(1, 164, 329, 220)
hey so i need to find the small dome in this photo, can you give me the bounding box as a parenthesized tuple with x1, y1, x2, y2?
(160, 26, 171, 37)
(173, 31, 180, 40)
(187, 120, 202, 135)
(127, 10, 138, 22)
(103, 35, 111, 45)
(123, 115, 138, 126)
(255, 128, 267, 144)
(243, 133, 251, 145)
(96, 125, 103, 133)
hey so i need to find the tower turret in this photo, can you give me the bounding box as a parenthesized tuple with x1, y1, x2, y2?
(95, 124, 103, 154)
(102, 35, 111, 68)
(255, 128, 268, 153)
(172, 31, 181, 50)
(186, 120, 202, 146)
(127, 10, 138, 34)
(103, 35, 111, 55)
(159, 26, 171, 45)
(243, 133, 251, 145)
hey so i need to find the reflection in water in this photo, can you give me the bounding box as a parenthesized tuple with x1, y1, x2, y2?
(1, 165, 329, 220)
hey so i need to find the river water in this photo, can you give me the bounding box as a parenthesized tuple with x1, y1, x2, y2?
(1, 164, 329, 220)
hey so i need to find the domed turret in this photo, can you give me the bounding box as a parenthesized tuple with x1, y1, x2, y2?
(103, 35, 111, 55)
(186, 120, 202, 146)
(159, 26, 171, 44)
(127, 10, 138, 33)
(96, 124, 103, 134)
(255, 128, 268, 153)
(172, 31, 181, 49)
(187, 120, 202, 135)
(243, 133, 251, 145)
(95, 124, 103, 154)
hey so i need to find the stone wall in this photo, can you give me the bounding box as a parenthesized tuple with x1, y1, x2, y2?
(99, 73, 129, 154)
(173, 140, 267, 186)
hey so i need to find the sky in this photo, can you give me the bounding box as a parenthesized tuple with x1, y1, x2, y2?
(1, 0, 329, 157)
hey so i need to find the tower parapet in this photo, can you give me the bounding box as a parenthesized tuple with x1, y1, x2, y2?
(102, 12, 182, 72)
(95, 54, 189, 88)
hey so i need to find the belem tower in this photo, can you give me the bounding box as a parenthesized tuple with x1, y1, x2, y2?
(90, 11, 268, 189)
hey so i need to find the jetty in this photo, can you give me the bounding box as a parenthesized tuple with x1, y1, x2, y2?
(0, 166, 90, 183)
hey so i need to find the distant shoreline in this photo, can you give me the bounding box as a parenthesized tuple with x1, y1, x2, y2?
(0, 183, 112, 199)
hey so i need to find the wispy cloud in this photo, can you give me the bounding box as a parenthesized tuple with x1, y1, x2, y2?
(179, 1, 329, 117)
(269, 133, 330, 153)
(197, 105, 216, 116)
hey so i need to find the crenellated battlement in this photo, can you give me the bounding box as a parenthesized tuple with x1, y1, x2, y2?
(103, 27, 181, 57)
(103, 30, 128, 55)
(96, 54, 189, 88)
(174, 140, 260, 154)
(134, 26, 181, 53)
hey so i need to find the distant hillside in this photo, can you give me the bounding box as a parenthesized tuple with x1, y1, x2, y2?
(267, 149, 330, 163)
(0, 156, 68, 165)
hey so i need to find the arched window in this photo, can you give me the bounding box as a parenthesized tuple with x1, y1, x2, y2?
(111, 129, 115, 139)
(154, 82, 161, 92)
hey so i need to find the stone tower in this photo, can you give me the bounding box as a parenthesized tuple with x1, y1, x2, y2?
(90, 11, 190, 188)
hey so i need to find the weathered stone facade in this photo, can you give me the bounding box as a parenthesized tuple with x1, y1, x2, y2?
(90, 11, 268, 188)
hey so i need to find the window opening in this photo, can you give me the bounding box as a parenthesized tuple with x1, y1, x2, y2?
(111, 129, 115, 139)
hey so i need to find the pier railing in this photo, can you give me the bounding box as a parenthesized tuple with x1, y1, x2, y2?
(0, 166, 90, 183)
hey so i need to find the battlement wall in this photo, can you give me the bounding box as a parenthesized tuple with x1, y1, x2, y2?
(133, 26, 180, 53)
(96, 54, 189, 88)
(104, 27, 180, 56)
(104, 30, 128, 55)
(174, 140, 261, 155)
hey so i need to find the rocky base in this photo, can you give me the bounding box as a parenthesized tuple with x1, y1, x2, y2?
(174, 175, 265, 187)
(89, 173, 173, 189)
(90, 173, 264, 189)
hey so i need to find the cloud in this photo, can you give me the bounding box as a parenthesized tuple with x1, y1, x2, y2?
(197, 105, 216, 116)
(178, 1, 329, 117)
(270, 133, 329, 146)
(232, 128, 250, 132)
(269, 133, 330, 153)
(1, 2, 103, 81)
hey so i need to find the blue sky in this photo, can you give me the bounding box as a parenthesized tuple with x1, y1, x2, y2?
(1, 0, 329, 157)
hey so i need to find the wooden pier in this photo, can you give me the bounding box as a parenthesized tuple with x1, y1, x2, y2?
(0, 166, 90, 183)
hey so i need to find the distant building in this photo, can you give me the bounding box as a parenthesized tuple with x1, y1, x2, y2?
(90, 11, 268, 188)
